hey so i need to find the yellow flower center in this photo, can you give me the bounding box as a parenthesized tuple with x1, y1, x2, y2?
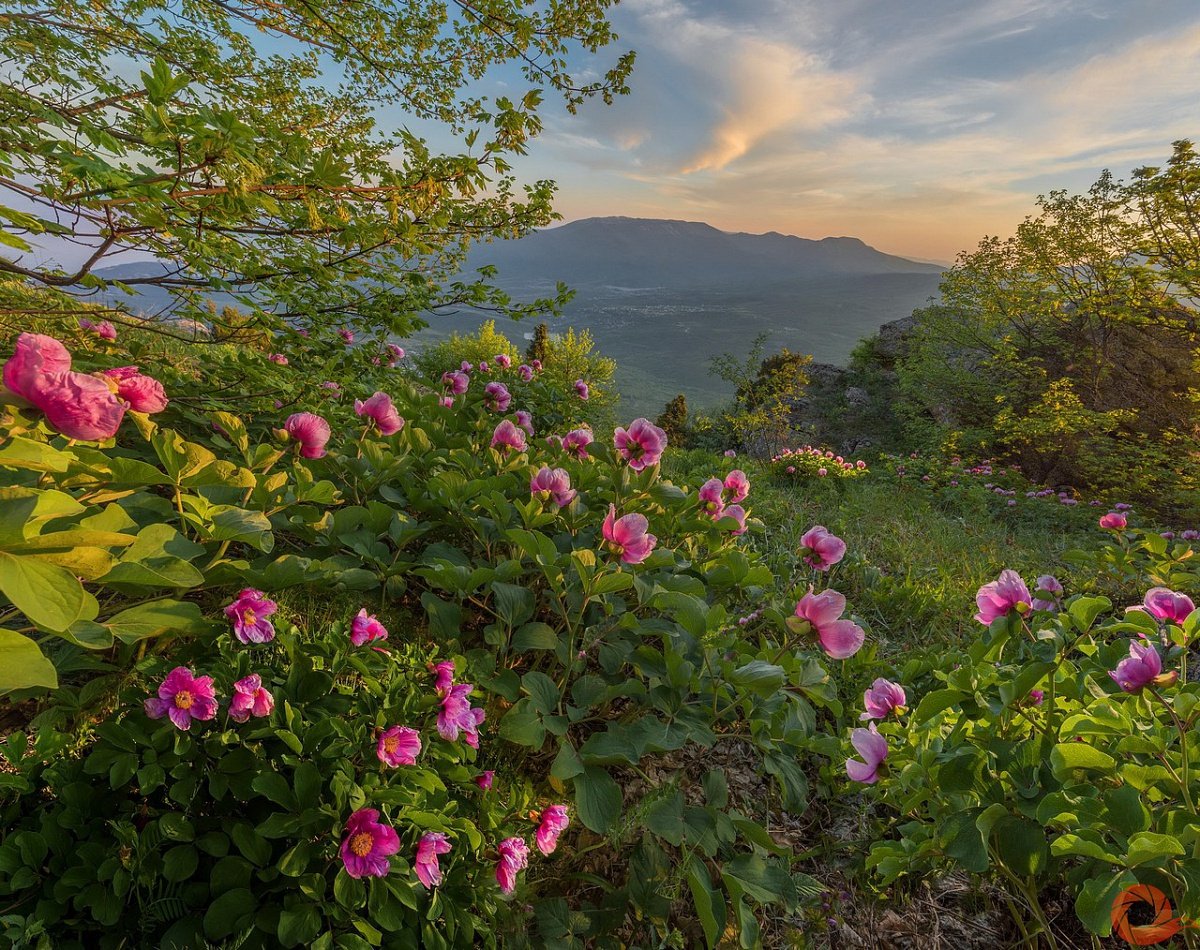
(242, 608, 257, 626)
(349, 832, 374, 857)
(173, 690, 194, 710)
(383, 736, 399, 755)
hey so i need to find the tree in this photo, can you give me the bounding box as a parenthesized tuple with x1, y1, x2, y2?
(710, 335, 811, 456)
(0, 1, 633, 340)
(655, 394, 688, 445)
(526, 322, 552, 364)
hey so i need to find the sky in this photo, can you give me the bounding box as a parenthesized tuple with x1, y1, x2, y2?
(507, 0, 1200, 262)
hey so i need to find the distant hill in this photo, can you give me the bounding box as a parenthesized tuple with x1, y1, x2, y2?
(90, 217, 944, 414)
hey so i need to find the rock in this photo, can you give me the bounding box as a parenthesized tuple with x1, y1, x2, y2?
(874, 315, 918, 362)
(844, 386, 869, 407)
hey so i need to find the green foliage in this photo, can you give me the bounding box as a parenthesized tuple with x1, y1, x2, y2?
(709, 336, 811, 457)
(767, 446, 867, 484)
(655, 394, 689, 447)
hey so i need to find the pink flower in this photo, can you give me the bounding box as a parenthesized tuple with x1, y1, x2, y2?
(856, 460, 867, 470)
(1099, 511, 1127, 530)
(321, 381, 341, 394)
(602, 504, 657, 564)
(817, 467, 828, 476)
(479, 361, 490, 373)
(432, 660, 455, 695)
(442, 371, 470, 395)
(102, 366, 169, 413)
(1134, 587, 1196, 626)
(861, 678, 906, 720)
(284, 412, 331, 459)
(461, 361, 473, 373)
(531, 359, 542, 371)
(268, 353, 288, 365)
(386, 343, 405, 366)
(484, 381, 512, 412)
(351, 608, 389, 646)
(1028, 689, 1045, 706)
(439, 396, 454, 408)
(339, 329, 354, 345)
(515, 409, 534, 435)
(495, 353, 512, 368)
(340, 808, 400, 879)
(845, 723, 888, 784)
(377, 725, 421, 767)
(724, 449, 737, 458)
(80, 318, 117, 341)
(491, 419, 527, 453)
(724, 504, 748, 536)
(535, 805, 570, 855)
(562, 428, 593, 459)
(614, 418, 668, 471)
(354, 391, 404, 435)
(495, 837, 529, 894)
(574, 379, 589, 400)
(224, 589, 278, 644)
(974, 570, 1031, 625)
(698, 478, 725, 518)
(1032, 575, 1063, 612)
(4, 333, 71, 401)
(144, 667, 218, 730)
(723, 469, 750, 503)
(438, 683, 485, 746)
(531, 466, 576, 508)
(1110, 641, 1177, 693)
(475, 771, 494, 790)
(518, 364, 534, 381)
(414, 832, 451, 889)
(39, 371, 127, 440)
(800, 525, 847, 571)
(228, 674, 274, 722)
(791, 589, 865, 659)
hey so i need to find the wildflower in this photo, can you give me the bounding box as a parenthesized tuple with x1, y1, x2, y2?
(351, 608, 388, 647)
(438, 683, 485, 747)
(791, 589, 865, 659)
(800, 525, 846, 571)
(613, 417, 667, 471)
(354, 391, 404, 435)
(724, 449, 737, 458)
(3, 333, 126, 440)
(856, 460, 867, 470)
(144, 667, 218, 730)
(475, 771, 495, 790)
(439, 396, 454, 408)
(268, 353, 288, 365)
(228, 674, 274, 722)
(1099, 511, 1127, 530)
(723, 504, 748, 536)
(495, 837, 529, 894)
(574, 379, 589, 400)
(484, 381, 512, 412)
(461, 361, 473, 373)
(386, 343, 405, 366)
(1114, 502, 1133, 511)
(339, 329, 354, 345)
(562, 428, 593, 459)
(535, 806, 570, 855)
(432, 660, 455, 695)
(602, 504, 657, 564)
(1110, 641, 1177, 693)
(414, 832, 451, 889)
(530, 467, 576, 508)
(80, 318, 118, 341)
(531, 359, 542, 371)
(818, 467, 828, 476)
(1132, 588, 1196, 626)
(491, 419, 527, 453)
(1027, 689, 1045, 706)
(377, 725, 421, 767)
(224, 588, 278, 644)
(284, 412, 331, 459)
(861, 679, 906, 720)
(723, 469, 750, 503)
(442, 370, 469, 395)
(845, 723, 888, 784)
(515, 409, 534, 435)
(340, 809, 400, 879)
(479, 361, 489, 373)
(518, 364, 533, 381)
(698, 478, 725, 518)
(101, 366, 169, 413)
(1032, 575, 1063, 612)
(495, 354, 512, 368)
(320, 381, 341, 394)
(974, 570, 1031, 625)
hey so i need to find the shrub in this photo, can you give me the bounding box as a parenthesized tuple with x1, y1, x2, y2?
(768, 445, 867, 483)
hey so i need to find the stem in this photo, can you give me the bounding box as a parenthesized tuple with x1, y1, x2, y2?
(1149, 686, 1197, 815)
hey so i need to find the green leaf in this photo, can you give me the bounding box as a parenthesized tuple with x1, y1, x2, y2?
(231, 824, 272, 867)
(278, 905, 322, 947)
(1076, 870, 1137, 936)
(574, 766, 622, 833)
(1050, 742, 1116, 779)
(208, 506, 274, 552)
(0, 437, 74, 473)
(162, 844, 198, 882)
(0, 550, 95, 632)
(914, 688, 964, 724)
(522, 671, 559, 714)
(104, 599, 213, 643)
(511, 622, 558, 651)
(687, 857, 724, 949)
(729, 660, 784, 697)
(498, 698, 545, 748)
(0, 629, 57, 693)
(592, 571, 634, 595)
(203, 887, 256, 939)
(1124, 831, 1185, 868)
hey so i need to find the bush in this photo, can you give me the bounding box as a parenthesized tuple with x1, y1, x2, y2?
(767, 445, 868, 483)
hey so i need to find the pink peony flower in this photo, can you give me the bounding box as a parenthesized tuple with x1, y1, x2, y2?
(495, 353, 512, 368)
(1032, 575, 1063, 612)
(102, 366, 169, 413)
(484, 381, 512, 412)
(284, 412, 331, 459)
(723, 504, 748, 536)
(414, 832, 451, 889)
(698, 478, 726, 518)
(439, 396, 454, 408)
(351, 608, 389, 647)
(613, 418, 667, 471)
(491, 419, 527, 453)
(4, 333, 71, 401)
(144, 667, 218, 730)
(574, 379, 589, 400)
(228, 674, 274, 722)
(1133, 587, 1196, 626)
(515, 409, 534, 435)
(354, 391, 404, 435)
(340, 808, 400, 879)
(432, 660, 455, 695)
(531, 359, 542, 371)
(535, 805, 570, 855)
(1110, 641, 1176, 693)
(321, 381, 341, 394)
(224, 589, 278, 644)
(562, 428, 593, 459)
(861, 678, 906, 720)
(791, 589, 865, 659)
(461, 361, 473, 373)
(495, 837, 529, 894)
(845, 723, 888, 784)
(442, 371, 470, 395)
(438, 683, 485, 747)
(268, 353, 288, 365)
(723, 469, 750, 503)
(39, 371, 127, 440)
(80, 318, 118, 341)
(377, 725, 421, 767)
(386, 343, 405, 366)
(475, 771, 494, 790)
(339, 329, 354, 345)
(1099, 511, 1127, 530)
(518, 364, 533, 382)
(1028, 689, 1045, 706)
(479, 361, 489, 373)
(602, 504, 657, 564)
(800, 525, 847, 571)
(531, 466, 576, 508)
(724, 449, 737, 458)
(974, 570, 1031, 625)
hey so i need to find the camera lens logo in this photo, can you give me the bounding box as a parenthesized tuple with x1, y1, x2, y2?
(1111, 884, 1182, 946)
